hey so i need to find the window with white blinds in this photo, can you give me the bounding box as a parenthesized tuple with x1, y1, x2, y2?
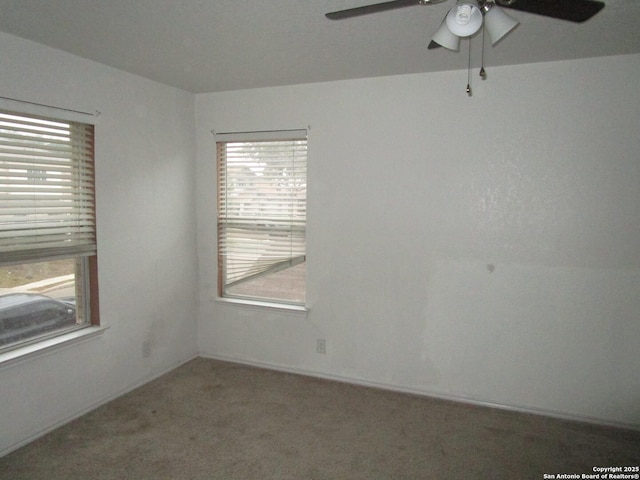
(217, 130, 306, 305)
(0, 108, 99, 353)
(0, 110, 96, 263)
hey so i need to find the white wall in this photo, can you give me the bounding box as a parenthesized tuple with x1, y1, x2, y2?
(196, 54, 640, 428)
(0, 32, 198, 454)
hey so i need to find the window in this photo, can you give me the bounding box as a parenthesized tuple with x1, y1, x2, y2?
(216, 130, 307, 306)
(0, 109, 99, 352)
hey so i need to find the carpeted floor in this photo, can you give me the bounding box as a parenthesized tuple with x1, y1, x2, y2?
(1, 357, 638, 479)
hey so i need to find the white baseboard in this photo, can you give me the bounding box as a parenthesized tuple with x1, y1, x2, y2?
(200, 352, 640, 433)
(0, 354, 199, 458)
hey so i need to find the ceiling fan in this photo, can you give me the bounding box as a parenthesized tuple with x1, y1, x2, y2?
(325, 0, 604, 94)
(327, 0, 605, 49)
(325, 0, 605, 23)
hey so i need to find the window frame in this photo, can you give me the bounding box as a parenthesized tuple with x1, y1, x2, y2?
(215, 129, 307, 309)
(0, 106, 100, 356)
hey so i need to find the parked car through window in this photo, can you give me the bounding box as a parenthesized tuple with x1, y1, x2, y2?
(0, 293, 78, 347)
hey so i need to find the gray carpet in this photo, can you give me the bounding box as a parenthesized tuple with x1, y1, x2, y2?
(1, 357, 638, 479)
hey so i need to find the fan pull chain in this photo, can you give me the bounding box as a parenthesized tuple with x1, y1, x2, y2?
(479, 26, 487, 79)
(466, 38, 472, 96)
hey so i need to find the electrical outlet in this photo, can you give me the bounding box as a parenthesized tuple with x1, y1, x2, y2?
(316, 338, 326, 354)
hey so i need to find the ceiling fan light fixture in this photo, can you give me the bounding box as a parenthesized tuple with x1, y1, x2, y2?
(445, 0, 483, 37)
(430, 18, 461, 51)
(482, 2, 519, 45)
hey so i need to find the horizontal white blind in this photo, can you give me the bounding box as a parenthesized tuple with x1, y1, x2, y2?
(217, 135, 306, 290)
(0, 110, 96, 263)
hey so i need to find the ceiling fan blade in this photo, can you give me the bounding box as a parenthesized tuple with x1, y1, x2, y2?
(326, 0, 424, 20)
(496, 0, 604, 23)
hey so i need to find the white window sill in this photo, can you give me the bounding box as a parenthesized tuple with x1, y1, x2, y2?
(0, 325, 109, 370)
(213, 297, 308, 316)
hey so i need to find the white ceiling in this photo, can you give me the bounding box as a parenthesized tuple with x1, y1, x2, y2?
(0, 0, 638, 93)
